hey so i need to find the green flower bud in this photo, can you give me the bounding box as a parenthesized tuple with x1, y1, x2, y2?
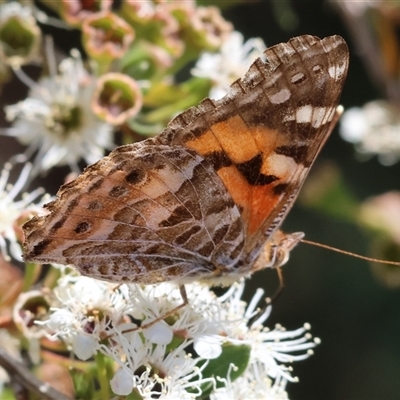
(92, 73, 143, 125)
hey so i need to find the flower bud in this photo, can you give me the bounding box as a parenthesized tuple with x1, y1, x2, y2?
(0, 3, 41, 67)
(61, 0, 112, 27)
(92, 73, 143, 125)
(173, 5, 233, 52)
(82, 11, 135, 65)
(13, 290, 50, 339)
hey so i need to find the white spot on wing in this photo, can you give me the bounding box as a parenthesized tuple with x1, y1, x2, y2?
(310, 107, 326, 128)
(296, 106, 336, 127)
(269, 88, 291, 104)
(291, 72, 305, 84)
(312, 64, 323, 74)
(328, 62, 347, 81)
(296, 105, 313, 123)
(321, 37, 341, 53)
(262, 153, 297, 179)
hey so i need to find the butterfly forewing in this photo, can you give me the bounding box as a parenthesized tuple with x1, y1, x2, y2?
(23, 35, 349, 284)
(158, 35, 349, 265)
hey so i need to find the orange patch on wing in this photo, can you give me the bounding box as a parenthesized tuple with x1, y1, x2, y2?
(209, 116, 258, 163)
(186, 115, 292, 164)
(217, 166, 251, 212)
(252, 126, 281, 154)
(247, 185, 281, 235)
(217, 166, 281, 236)
(185, 117, 295, 236)
(185, 129, 222, 154)
(185, 115, 258, 162)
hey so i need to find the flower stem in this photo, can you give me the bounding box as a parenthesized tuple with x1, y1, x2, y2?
(95, 353, 111, 400)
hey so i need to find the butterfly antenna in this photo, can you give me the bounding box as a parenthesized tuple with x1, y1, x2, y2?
(301, 238, 400, 266)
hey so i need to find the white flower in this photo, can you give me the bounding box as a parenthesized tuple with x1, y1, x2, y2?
(110, 367, 135, 396)
(143, 320, 174, 345)
(72, 333, 98, 361)
(192, 31, 266, 99)
(40, 274, 127, 344)
(205, 284, 318, 386)
(39, 273, 318, 398)
(0, 162, 48, 261)
(340, 100, 400, 165)
(210, 362, 289, 400)
(2, 50, 114, 175)
(13, 289, 51, 364)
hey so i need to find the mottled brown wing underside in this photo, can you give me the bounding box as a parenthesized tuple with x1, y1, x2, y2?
(23, 35, 349, 284)
(23, 144, 245, 283)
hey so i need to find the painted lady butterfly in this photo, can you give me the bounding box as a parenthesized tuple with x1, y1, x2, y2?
(23, 35, 349, 287)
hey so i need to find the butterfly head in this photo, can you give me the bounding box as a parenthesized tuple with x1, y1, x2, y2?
(253, 231, 305, 272)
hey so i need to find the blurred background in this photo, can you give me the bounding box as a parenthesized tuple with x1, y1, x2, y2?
(223, 1, 400, 399)
(1, 0, 400, 399)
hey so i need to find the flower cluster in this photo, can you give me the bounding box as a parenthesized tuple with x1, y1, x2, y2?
(0, 162, 48, 261)
(340, 100, 400, 165)
(2, 51, 115, 174)
(29, 274, 317, 399)
(0, 0, 241, 176)
(0, 1, 318, 399)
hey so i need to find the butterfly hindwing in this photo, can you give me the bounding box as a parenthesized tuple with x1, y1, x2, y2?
(23, 143, 245, 283)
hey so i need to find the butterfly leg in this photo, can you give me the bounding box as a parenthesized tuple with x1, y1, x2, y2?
(139, 285, 189, 330)
(115, 285, 189, 337)
(269, 266, 285, 303)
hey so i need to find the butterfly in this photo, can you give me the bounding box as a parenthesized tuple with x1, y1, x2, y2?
(23, 35, 349, 288)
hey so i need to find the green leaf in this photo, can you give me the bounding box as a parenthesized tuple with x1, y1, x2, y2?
(22, 262, 42, 291)
(142, 77, 211, 124)
(193, 342, 251, 398)
(70, 366, 96, 399)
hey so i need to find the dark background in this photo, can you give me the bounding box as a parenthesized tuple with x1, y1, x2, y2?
(224, 1, 400, 400)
